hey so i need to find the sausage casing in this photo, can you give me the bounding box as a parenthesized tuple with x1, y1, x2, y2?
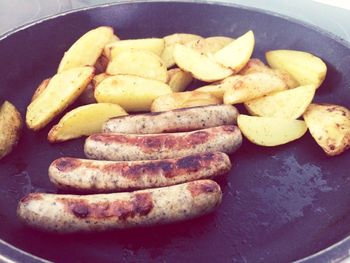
(103, 104, 238, 134)
(17, 180, 222, 233)
(85, 125, 242, 161)
(49, 152, 231, 192)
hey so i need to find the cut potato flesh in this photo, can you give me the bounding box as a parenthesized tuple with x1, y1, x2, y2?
(58, 26, 114, 73)
(31, 78, 51, 102)
(48, 103, 127, 142)
(214, 30, 255, 72)
(303, 103, 350, 156)
(167, 68, 193, 92)
(95, 75, 172, 112)
(244, 85, 316, 119)
(196, 75, 241, 99)
(106, 50, 167, 82)
(26, 67, 94, 130)
(266, 50, 327, 89)
(173, 44, 233, 82)
(224, 72, 287, 104)
(185, 36, 234, 54)
(161, 33, 203, 68)
(106, 38, 165, 59)
(237, 115, 307, 146)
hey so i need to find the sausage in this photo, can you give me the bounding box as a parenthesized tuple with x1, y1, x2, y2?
(103, 104, 238, 134)
(17, 180, 222, 233)
(49, 152, 231, 193)
(85, 125, 242, 161)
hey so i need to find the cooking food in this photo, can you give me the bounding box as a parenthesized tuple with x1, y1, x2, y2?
(94, 74, 172, 112)
(49, 152, 231, 192)
(167, 68, 193, 92)
(244, 85, 316, 119)
(17, 180, 222, 233)
(213, 30, 254, 72)
(103, 104, 238, 134)
(0, 101, 23, 159)
(266, 49, 327, 89)
(85, 125, 242, 161)
(151, 91, 221, 112)
(26, 66, 94, 130)
(58, 26, 114, 73)
(303, 103, 350, 156)
(185, 36, 234, 54)
(48, 103, 127, 142)
(195, 75, 241, 99)
(30, 78, 50, 102)
(237, 115, 308, 146)
(106, 49, 167, 82)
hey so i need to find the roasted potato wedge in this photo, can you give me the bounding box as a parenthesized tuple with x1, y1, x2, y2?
(237, 115, 307, 146)
(78, 73, 111, 105)
(214, 30, 254, 72)
(266, 50, 327, 89)
(195, 75, 241, 99)
(240, 58, 299, 89)
(0, 101, 23, 159)
(26, 66, 94, 130)
(106, 50, 167, 82)
(185, 36, 234, 54)
(95, 75, 172, 112)
(173, 44, 233, 82)
(161, 33, 203, 68)
(31, 78, 50, 102)
(105, 38, 165, 59)
(57, 26, 114, 73)
(167, 68, 193, 92)
(224, 72, 287, 104)
(48, 103, 127, 142)
(245, 85, 315, 119)
(303, 103, 350, 156)
(151, 91, 221, 112)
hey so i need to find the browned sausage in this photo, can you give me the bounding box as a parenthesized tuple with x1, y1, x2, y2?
(49, 152, 231, 192)
(17, 180, 222, 233)
(84, 125, 242, 161)
(103, 104, 238, 134)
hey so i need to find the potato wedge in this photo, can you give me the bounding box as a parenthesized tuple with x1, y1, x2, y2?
(237, 115, 307, 146)
(31, 78, 50, 102)
(167, 68, 193, 92)
(95, 75, 172, 112)
(173, 44, 233, 82)
(244, 85, 316, 119)
(105, 38, 165, 59)
(240, 58, 299, 89)
(106, 50, 167, 82)
(224, 72, 287, 104)
(26, 67, 94, 130)
(79, 73, 111, 105)
(266, 50, 327, 89)
(214, 30, 254, 72)
(161, 33, 203, 68)
(0, 101, 23, 159)
(303, 103, 350, 156)
(57, 26, 114, 73)
(48, 103, 127, 142)
(185, 36, 234, 54)
(151, 91, 221, 112)
(196, 75, 241, 99)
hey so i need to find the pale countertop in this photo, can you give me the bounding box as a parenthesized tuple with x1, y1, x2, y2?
(0, 0, 350, 42)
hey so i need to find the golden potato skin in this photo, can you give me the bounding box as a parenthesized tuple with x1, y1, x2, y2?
(303, 103, 350, 156)
(0, 101, 23, 159)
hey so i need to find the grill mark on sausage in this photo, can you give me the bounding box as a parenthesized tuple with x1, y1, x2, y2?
(63, 193, 153, 220)
(20, 193, 43, 204)
(187, 181, 219, 197)
(53, 158, 82, 172)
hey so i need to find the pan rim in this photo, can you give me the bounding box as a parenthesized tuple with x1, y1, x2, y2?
(0, 1, 349, 262)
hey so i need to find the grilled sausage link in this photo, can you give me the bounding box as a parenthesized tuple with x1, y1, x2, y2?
(49, 152, 231, 192)
(103, 104, 238, 134)
(85, 125, 242, 161)
(17, 180, 222, 233)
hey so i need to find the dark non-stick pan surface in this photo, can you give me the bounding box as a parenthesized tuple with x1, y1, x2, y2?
(1, 1, 350, 262)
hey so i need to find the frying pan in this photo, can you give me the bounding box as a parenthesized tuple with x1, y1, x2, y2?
(1, 1, 350, 262)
